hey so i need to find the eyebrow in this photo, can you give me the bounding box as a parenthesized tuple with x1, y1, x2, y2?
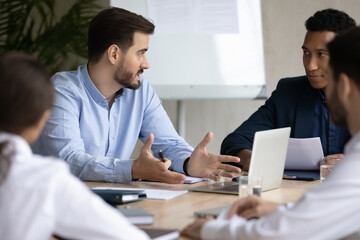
(302, 46, 328, 52)
(137, 48, 148, 53)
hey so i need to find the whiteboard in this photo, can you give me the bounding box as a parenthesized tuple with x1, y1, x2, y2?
(110, 0, 265, 99)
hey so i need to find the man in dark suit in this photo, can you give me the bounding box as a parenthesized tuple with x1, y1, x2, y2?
(182, 26, 360, 240)
(221, 9, 355, 170)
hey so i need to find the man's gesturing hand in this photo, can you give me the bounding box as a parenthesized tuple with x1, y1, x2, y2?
(131, 133, 185, 184)
(186, 132, 241, 178)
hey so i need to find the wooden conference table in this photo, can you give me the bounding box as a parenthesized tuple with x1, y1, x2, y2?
(85, 179, 318, 238)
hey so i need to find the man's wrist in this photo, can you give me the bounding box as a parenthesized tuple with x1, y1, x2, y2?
(183, 157, 190, 175)
(236, 149, 251, 171)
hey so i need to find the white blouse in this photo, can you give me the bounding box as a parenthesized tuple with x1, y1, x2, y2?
(0, 133, 150, 240)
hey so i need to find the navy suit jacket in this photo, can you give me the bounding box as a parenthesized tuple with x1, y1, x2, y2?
(221, 76, 350, 156)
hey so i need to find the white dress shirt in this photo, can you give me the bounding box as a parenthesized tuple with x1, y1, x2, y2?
(202, 132, 360, 240)
(0, 133, 150, 240)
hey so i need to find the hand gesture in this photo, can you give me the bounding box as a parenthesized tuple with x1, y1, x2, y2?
(181, 218, 210, 240)
(187, 132, 241, 178)
(131, 133, 185, 184)
(227, 195, 279, 220)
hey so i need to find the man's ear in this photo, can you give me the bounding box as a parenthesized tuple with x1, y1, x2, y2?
(107, 44, 122, 65)
(338, 73, 352, 104)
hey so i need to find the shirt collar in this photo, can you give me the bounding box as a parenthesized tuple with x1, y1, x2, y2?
(81, 64, 108, 104)
(317, 89, 327, 104)
(81, 64, 125, 105)
(0, 132, 32, 160)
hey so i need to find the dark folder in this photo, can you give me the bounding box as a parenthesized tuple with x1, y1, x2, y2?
(92, 189, 147, 205)
(283, 170, 320, 181)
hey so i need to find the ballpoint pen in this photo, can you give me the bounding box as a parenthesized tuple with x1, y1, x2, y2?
(158, 150, 166, 162)
(283, 174, 316, 181)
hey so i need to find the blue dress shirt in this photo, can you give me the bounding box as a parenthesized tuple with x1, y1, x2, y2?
(312, 90, 344, 155)
(32, 64, 193, 183)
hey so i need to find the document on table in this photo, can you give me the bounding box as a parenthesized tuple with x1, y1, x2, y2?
(284, 137, 324, 170)
(184, 176, 206, 184)
(92, 187, 187, 200)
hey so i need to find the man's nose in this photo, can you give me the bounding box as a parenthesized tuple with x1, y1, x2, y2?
(141, 56, 150, 69)
(306, 56, 318, 71)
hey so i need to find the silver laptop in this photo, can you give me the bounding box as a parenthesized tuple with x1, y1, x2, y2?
(189, 127, 291, 195)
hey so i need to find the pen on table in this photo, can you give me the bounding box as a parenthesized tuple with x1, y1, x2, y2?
(158, 150, 166, 162)
(283, 174, 315, 181)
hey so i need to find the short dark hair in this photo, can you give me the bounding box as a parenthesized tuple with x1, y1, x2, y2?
(328, 26, 360, 88)
(305, 8, 356, 33)
(0, 52, 54, 133)
(88, 7, 155, 63)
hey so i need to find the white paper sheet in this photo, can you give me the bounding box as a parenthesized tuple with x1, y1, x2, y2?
(147, 0, 194, 34)
(194, 0, 239, 33)
(184, 176, 206, 184)
(92, 187, 187, 200)
(147, 0, 239, 34)
(285, 137, 324, 170)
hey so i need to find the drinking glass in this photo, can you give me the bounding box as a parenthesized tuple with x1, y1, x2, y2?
(238, 176, 262, 198)
(320, 156, 340, 182)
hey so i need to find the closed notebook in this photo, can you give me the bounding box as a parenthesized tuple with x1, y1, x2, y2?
(118, 208, 154, 225)
(92, 188, 146, 205)
(140, 228, 179, 240)
(194, 204, 231, 218)
(283, 170, 320, 181)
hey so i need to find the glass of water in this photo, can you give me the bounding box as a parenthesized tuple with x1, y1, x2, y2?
(238, 175, 250, 198)
(250, 176, 262, 196)
(320, 156, 340, 182)
(238, 175, 262, 198)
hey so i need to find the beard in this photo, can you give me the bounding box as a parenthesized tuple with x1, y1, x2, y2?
(327, 87, 348, 127)
(114, 62, 143, 90)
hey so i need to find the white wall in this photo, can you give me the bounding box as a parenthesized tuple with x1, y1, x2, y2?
(131, 0, 360, 158)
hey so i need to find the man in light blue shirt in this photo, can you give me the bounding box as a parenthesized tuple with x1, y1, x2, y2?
(32, 7, 241, 183)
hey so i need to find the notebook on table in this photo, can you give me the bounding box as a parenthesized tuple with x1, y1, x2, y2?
(92, 188, 146, 204)
(118, 207, 154, 225)
(283, 170, 320, 181)
(194, 204, 232, 218)
(189, 127, 291, 195)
